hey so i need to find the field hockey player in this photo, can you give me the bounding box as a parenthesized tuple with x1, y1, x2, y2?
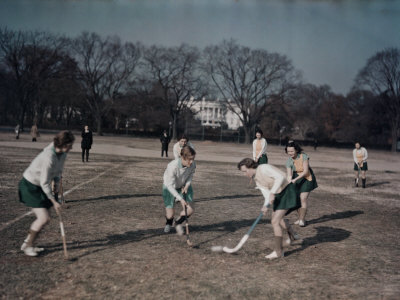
(162, 145, 196, 236)
(18, 131, 74, 257)
(238, 158, 300, 260)
(285, 141, 318, 227)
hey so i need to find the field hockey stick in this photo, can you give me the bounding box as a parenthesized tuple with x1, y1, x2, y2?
(57, 211, 69, 260)
(184, 204, 193, 247)
(59, 177, 65, 204)
(211, 212, 263, 254)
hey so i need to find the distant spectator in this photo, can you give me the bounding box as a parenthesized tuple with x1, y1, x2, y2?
(313, 139, 318, 151)
(15, 124, 20, 139)
(160, 130, 171, 157)
(353, 142, 368, 188)
(252, 129, 268, 164)
(81, 125, 93, 162)
(30, 124, 39, 142)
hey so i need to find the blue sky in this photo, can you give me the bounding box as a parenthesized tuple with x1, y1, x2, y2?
(1, 0, 399, 94)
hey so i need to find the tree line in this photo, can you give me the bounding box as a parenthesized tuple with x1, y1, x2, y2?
(0, 28, 398, 150)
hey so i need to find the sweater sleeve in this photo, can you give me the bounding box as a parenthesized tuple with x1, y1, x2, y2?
(173, 143, 180, 159)
(163, 162, 183, 201)
(363, 148, 368, 161)
(252, 140, 257, 160)
(261, 138, 268, 155)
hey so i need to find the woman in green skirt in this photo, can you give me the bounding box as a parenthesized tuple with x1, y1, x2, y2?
(285, 141, 318, 227)
(238, 158, 300, 260)
(252, 129, 268, 164)
(163, 145, 196, 235)
(18, 130, 75, 256)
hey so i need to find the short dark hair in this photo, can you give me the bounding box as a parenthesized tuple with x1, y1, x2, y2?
(178, 134, 189, 141)
(54, 130, 75, 148)
(255, 129, 263, 136)
(237, 158, 258, 170)
(285, 140, 303, 154)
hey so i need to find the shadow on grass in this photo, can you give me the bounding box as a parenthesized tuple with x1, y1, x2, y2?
(196, 194, 259, 202)
(365, 181, 390, 188)
(66, 193, 160, 203)
(307, 210, 364, 225)
(66, 193, 258, 203)
(41, 216, 270, 258)
(285, 226, 351, 256)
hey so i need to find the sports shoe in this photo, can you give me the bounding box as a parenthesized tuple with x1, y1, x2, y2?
(21, 242, 44, 253)
(299, 220, 305, 227)
(23, 246, 38, 257)
(294, 220, 300, 225)
(175, 224, 184, 236)
(265, 250, 284, 260)
(164, 224, 171, 233)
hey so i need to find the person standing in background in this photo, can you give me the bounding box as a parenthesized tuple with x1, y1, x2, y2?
(353, 142, 368, 188)
(252, 129, 268, 164)
(81, 125, 93, 162)
(31, 124, 39, 142)
(15, 124, 20, 139)
(160, 130, 171, 157)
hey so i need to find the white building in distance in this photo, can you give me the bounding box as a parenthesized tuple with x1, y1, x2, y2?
(189, 98, 242, 130)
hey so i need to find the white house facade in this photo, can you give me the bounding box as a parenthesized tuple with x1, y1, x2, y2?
(189, 98, 242, 130)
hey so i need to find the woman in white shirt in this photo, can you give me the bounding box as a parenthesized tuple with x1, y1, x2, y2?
(353, 142, 368, 188)
(163, 146, 196, 235)
(173, 134, 194, 160)
(18, 130, 75, 256)
(252, 129, 268, 164)
(238, 158, 300, 260)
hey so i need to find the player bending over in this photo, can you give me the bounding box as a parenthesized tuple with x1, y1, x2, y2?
(238, 158, 300, 260)
(163, 146, 196, 235)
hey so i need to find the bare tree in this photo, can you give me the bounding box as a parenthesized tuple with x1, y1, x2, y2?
(0, 28, 68, 129)
(355, 48, 400, 151)
(70, 32, 141, 135)
(203, 40, 299, 143)
(142, 44, 206, 140)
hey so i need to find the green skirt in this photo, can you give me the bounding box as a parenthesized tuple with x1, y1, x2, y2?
(293, 169, 318, 193)
(162, 185, 193, 208)
(257, 154, 268, 164)
(273, 183, 300, 212)
(354, 162, 368, 171)
(18, 177, 53, 209)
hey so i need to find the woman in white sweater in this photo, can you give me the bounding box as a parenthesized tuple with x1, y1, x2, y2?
(18, 130, 75, 256)
(252, 129, 268, 164)
(353, 142, 368, 188)
(238, 158, 300, 260)
(163, 145, 196, 235)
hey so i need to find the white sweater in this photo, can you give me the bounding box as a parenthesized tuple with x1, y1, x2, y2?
(163, 158, 196, 201)
(353, 147, 368, 164)
(173, 141, 195, 159)
(23, 143, 66, 201)
(255, 164, 286, 207)
(252, 138, 267, 161)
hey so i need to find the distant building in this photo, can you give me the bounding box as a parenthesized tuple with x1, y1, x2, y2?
(189, 98, 242, 130)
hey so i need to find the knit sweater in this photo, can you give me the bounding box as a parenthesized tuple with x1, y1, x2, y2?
(23, 143, 66, 201)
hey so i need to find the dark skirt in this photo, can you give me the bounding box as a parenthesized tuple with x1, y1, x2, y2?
(18, 178, 53, 209)
(273, 183, 300, 212)
(354, 162, 368, 171)
(292, 169, 318, 193)
(257, 154, 268, 164)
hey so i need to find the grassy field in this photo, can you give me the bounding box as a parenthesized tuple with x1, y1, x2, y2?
(0, 132, 399, 299)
